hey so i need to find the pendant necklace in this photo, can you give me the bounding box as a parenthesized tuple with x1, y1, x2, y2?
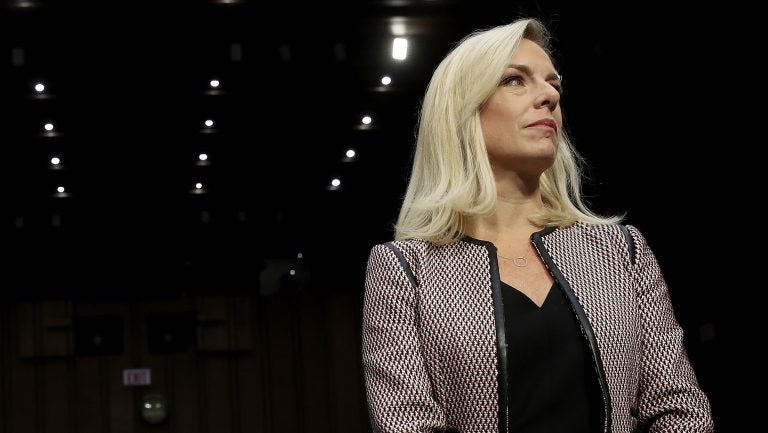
(498, 253, 528, 267)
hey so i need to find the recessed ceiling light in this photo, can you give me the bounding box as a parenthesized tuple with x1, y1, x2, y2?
(392, 38, 408, 60)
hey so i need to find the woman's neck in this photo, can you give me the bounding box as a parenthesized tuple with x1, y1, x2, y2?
(465, 174, 545, 241)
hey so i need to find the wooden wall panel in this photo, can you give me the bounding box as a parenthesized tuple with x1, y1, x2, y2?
(197, 296, 230, 353)
(136, 306, 169, 433)
(18, 301, 73, 359)
(110, 301, 135, 433)
(197, 296, 252, 354)
(236, 299, 266, 433)
(40, 301, 73, 357)
(231, 296, 252, 352)
(42, 361, 71, 433)
(108, 356, 136, 433)
(329, 293, 367, 433)
(299, 292, 332, 433)
(168, 353, 201, 433)
(74, 357, 104, 433)
(9, 304, 38, 433)
(16, 302, 38, 359)
(1, 302, 11, 433)
(264, 292, 300, 433)
(202, 357, 233, 433)
(74, 302, 134, 433)
(1, 291, 371, 433)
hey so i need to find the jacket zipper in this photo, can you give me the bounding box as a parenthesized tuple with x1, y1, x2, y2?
(531, 231, 613, 433)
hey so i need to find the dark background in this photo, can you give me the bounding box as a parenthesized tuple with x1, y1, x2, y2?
(1, 0, 736, 431)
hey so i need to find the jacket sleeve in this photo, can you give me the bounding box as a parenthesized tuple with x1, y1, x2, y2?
(361, 243, 449, 433)
(627, 226, 714, 432)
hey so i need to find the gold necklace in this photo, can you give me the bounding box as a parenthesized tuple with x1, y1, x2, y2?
(497, 254, 528, 267)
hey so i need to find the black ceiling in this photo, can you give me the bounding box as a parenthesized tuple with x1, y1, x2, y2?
(0, 0, 728, 295)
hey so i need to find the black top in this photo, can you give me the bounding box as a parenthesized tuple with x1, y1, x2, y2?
(500, 280, 603, 433)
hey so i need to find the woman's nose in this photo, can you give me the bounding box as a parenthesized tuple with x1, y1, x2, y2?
(534, 81, 560, 111)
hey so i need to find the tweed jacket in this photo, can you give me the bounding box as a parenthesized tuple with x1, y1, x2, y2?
(362, 222, 713, 433)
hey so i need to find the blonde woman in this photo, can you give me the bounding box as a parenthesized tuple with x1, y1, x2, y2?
(361, 17, 713, 433)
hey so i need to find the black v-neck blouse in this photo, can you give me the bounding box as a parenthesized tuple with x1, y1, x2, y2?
(500, 280, 603, 433)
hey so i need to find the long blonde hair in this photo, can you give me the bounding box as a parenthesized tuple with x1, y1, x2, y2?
(394, 18, 620, 244)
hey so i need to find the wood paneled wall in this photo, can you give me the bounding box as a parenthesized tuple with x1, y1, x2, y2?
(0, 289, 369, 433)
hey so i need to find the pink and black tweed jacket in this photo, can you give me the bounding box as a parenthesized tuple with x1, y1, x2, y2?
(362, 222, 713, 433)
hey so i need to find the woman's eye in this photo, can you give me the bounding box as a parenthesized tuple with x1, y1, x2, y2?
(501, 75, 524, 87)
(550, 82, 563, 94)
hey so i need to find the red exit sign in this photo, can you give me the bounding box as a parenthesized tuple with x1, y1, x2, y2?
(123, 368, 152, 386)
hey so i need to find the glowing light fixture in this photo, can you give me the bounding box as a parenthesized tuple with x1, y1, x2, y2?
(392, 38, 408, 60)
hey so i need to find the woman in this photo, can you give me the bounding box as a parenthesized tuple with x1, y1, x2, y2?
(361, 18, 713, 433)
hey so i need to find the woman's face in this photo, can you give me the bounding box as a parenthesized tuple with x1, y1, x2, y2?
(480, 38, 563, 176)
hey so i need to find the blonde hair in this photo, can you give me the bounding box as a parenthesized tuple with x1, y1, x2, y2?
(394, 18, 621, 244)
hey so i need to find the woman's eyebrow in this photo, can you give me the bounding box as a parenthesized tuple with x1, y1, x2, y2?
(507, 63, 561, 81)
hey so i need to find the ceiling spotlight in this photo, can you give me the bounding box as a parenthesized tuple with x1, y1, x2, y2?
(204, 119, 214, 128)
(195, 182, 203, 189)
(297, 252, 303, 259)
(346, 149, 356, 158)
(381, 76, 392, 85)
(289, 269, 296, 276)
(199, 153, 208, 161)
(57, 186, 65, 193)
(392, 37, 408, 60)
(44, 123, 54, 131)
(331, 178, 341, 187)
(34, 83, 45, 92)
(209, 79, 220, 88)
(361, 116, 372, 125)
(50, 157, 60, 165)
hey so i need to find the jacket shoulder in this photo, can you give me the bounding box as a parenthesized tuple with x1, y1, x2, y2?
(369, 239, 431, 264)
(366, 239, 432, 288)
(553, 222, 636, 265)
